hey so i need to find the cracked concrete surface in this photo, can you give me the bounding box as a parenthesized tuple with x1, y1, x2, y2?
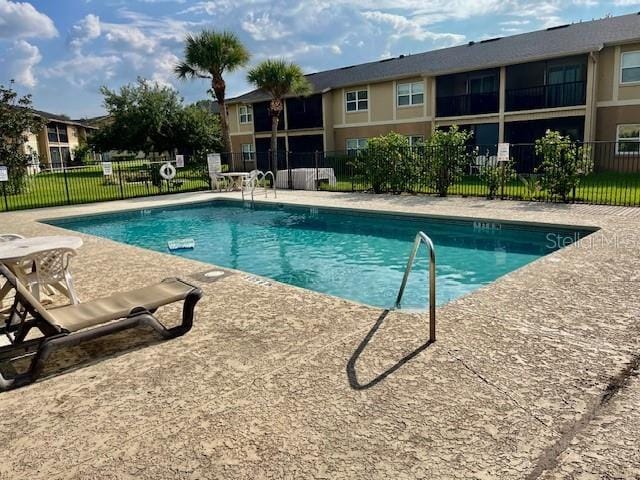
(0, 190, 639, 479)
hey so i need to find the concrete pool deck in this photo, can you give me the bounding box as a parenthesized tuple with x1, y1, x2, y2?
(0, 190, 639, 479)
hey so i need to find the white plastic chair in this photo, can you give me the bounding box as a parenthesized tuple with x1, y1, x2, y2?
(25, 248, 80, 305)
(470, 155, 487, 174)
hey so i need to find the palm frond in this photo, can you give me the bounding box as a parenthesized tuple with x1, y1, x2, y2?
(247, 59, 312, 100)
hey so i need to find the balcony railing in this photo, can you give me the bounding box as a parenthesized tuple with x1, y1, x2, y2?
(436, 92, 499, 117)
(506, 81, 586, 112)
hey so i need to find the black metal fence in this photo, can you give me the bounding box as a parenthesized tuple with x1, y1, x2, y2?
(2, 142, 640, 212)
(0, 156, 211, 212)
(225, 141, 640, 207)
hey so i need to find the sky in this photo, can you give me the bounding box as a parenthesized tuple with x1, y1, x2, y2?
(0, 0, 639, 119)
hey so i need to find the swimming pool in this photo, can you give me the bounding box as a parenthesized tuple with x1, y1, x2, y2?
(48, 200, 593, 309)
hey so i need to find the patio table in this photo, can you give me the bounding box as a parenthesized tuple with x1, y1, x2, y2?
(0, 236, 83, 305)
(219, 172, 250, 191)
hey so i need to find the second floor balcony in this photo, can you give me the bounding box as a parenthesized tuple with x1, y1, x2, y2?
(436, 92, 499, 117)
(505, 80, 586, 111)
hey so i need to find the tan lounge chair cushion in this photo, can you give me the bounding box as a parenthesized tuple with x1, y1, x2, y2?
(48, 278, 196, 332)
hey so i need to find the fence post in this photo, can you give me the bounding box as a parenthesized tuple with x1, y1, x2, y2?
(62, 164, 71, 205)
(500, 161, 506, 200)
(286, 151, 293, 190)
(2, 182, 8, 211)
(116, 161, 125, 199)
(314, 150, 319, 191)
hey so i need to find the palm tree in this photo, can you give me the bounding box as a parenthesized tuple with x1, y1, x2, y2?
(175, 30, 250, 156)
(247, 59, 311, 172)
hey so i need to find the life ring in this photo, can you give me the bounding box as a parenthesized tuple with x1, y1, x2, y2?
(159, 162, 176, 180)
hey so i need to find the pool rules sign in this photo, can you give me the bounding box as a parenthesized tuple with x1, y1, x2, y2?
(0, 166, 8, 182)
(497, 143, 510, 162)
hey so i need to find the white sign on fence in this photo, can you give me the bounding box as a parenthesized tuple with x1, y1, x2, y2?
(175, 154, 185, 168)
(497, 143, 510, 162)
(207, 153, 221, 175)
(101, 162, 113, 176)
(0, 166, 8, 182)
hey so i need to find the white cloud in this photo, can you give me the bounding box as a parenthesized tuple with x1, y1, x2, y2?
(0, 0, 57, 39)
(330, 45, 342, 55)
(241, 12, 291, 41)
(178, 1, 233, 15)
(151, 51, 181, 87)
(70, 13, 101, 50)
(104, 24, 158, 53)
(43, 53, 121, 87)
(362, 11, 465, 45)
(6, 39, 41, 87)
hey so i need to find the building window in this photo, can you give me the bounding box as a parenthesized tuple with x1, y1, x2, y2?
(346, 90, 368, 112)
(241, 143, 255, 160)
(397, 81, 424, 106)
(468, 74, 497, 93)
(47, 122, 69, 143)
(346, 138, 368, 153)
(407, 135, 424, 147)
(48, 146, 72, 168)
(616, 124, 640, 154)
(621, 52, 640, 84)
(239, 105, 253, 124)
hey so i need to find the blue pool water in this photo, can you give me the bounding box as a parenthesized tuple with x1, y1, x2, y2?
(47, 200, 592, 309)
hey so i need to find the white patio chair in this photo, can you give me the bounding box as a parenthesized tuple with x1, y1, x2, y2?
(24, 248, 80, 305)
(470, 155, 488, 174)
(241, 170, 261, 200)
(208, 160, 227, 192)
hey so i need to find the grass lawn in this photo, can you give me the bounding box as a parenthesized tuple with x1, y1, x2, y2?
(3, 164, 640, 211)
(320, 171, 640, 206)
(0, 164, 210, 212)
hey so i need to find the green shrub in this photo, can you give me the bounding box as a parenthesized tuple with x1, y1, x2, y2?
(422, 125, 474, 196)
(350, 132, 418, 193)
(519, 174, 542, 201)
(480, 160, 516, 199)
(534, 130, 593, 202)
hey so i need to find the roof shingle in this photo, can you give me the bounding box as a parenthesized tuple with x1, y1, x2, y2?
(229, 13, 640, 104)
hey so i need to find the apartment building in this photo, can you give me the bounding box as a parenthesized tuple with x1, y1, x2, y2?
(227, 13, 640, 171)
(20, 110, 96, 169)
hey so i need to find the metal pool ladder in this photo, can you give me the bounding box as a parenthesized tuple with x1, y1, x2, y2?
(394, 231, 436, 342)
(247, 170, 277, 204)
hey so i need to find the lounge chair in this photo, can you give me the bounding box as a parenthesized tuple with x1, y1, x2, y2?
(0, 264, 203, 390)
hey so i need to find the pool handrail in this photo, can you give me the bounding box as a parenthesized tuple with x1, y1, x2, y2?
(257, 171, 277, 200)
(246, 170, 277, 203)
(394, 231, 436, 342)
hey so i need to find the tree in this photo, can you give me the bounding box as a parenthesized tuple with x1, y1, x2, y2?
(247, 59, 311, 171)
(534, 129, 593, 202)
(175, 30, 249, 155)
(173, 104, 222, 155)
(89, 78, 220, 156)
(423, 125, 473, 196)
(0, 81, 45, 194)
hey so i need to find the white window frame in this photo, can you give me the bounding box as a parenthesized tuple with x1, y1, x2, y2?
(346, 138, 368, 153)
(616, 124, 640, 154)
(345, 89, 368, 113)
(621, 51, 640, 85)
(241, 143, 255, 160)
(407, 135, 424, 147)
(397, 81, 425, 107)
(239, 105, 253, 124)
